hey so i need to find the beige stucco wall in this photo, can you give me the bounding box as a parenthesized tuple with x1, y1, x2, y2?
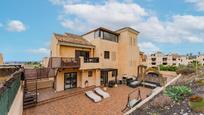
(83, 28, 140, 79)
(51, 36, 59, 57)
(52, 28, 142, 91)
(117, 30, 140, 78)
(59, 46, 93, 57)
(0, 53, 3, 64)
(8, 85, 23, 115)
(55, 69, 100, 91)
(79, 57, 100, 70)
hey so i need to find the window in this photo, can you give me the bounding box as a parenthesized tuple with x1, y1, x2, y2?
(102, 31, 118, 42)
(94, 30, 101, 38)
(88, 71, 93, 77)
(104, 51, 110, 59)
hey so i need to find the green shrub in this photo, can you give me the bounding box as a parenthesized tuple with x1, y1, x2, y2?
(159, 65, 177, 72)
(164, 85, 192, 102)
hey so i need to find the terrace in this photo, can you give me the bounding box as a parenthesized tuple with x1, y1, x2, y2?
(23, 72, 176, 115)
(23, 85, 152, 115)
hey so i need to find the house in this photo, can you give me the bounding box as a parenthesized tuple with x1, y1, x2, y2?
(48, 27, 141, 91)
(0, 53, 3, 64)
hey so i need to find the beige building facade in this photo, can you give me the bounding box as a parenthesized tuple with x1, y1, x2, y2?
(146, 52, 204, 67)
(0, 53, 3, 64)
(48, 27, 141, 91)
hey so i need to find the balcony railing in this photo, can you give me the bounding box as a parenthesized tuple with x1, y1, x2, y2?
(48, 57, 80, 68)
(84, 57, 99, 63)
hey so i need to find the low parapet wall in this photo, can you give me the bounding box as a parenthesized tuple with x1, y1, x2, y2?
(8, 85, 23, 115)
(124, 74, 181, 115)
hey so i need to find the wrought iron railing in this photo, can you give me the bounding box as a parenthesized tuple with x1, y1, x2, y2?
(84, 57, 99, 63)
(48, 57, 80, 68)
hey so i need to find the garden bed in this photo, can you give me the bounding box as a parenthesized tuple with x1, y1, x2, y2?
(132, 73, 204, 115)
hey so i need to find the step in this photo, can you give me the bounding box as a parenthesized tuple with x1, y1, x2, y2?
(23, 100, 37, 106)
(23, 103, 36, 109)
(24, 97, 36, 102)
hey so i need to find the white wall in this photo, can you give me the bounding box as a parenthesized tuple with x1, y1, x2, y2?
(8, 85, 23, 115)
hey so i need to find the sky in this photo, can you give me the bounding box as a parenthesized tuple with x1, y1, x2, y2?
(0, 0, 204, 62)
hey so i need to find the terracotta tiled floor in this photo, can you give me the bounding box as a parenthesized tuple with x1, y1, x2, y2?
(23, 85, 152, 115)
(37, 86, 94, 102)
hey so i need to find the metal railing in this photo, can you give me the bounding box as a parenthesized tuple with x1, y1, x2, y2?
(0, 70, 22, 115)
(48, 57, 80, 68)
(84, 57, 99, 63)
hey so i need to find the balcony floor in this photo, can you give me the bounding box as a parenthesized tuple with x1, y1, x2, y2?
(23, 85, 152, 115)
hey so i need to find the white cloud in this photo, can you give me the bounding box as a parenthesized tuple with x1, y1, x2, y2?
(60, 1, 148, 31)
(50, 0, 204, 45)
(136, 15, 204, 43)
(185, 0, 204, 11)
(7, 20, 26, 32)
(139, 42, 160, 54)
(28, 48, 50, 55)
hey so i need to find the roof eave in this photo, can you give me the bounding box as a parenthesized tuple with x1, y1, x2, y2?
(58, 41, 95, 49)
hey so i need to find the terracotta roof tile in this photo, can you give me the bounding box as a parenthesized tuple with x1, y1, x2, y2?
(54, 33, 95, 47)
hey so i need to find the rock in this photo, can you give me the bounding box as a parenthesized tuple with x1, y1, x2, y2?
(183, 113, 188, 115)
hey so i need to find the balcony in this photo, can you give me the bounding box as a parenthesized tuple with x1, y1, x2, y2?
(48, 57, 100, 69)
(151, 58, 156, 61)
(79, 57, 100, 70)
(48, 57, 80, 69)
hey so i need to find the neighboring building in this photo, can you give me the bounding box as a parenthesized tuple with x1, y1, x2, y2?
(41, 57, 49, 67)
(196, 55, 204, 66)
(48, 27, 141, 91)
(146, 52, 204, 67)
(139, 52, 147, 66)
(0, 53, 3, 64)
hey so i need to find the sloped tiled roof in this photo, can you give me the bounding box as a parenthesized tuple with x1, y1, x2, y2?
(54, 33, 95, 47)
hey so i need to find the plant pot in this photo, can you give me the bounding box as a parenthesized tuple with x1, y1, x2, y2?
(188, 96, 204, 112)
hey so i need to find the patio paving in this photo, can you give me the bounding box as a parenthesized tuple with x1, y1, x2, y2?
(23, 85, 152, 115)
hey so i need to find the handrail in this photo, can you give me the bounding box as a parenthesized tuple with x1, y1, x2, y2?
(84, 57, 99, 63)
(48, 57, 80, 68)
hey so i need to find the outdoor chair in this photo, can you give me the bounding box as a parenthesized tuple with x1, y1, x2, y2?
(94, 87, 110, 98)
(85, 91, 102, 102)
(108, 81, 115, 88)
(126, 78, 134, 86)
(128, 80, 141, 88)
(122, 88, 142, 112)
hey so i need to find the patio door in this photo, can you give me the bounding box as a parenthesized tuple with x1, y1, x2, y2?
(64, 72, 77, 89)
(101, 71, 108, 86)
(75, 50, 89, 59)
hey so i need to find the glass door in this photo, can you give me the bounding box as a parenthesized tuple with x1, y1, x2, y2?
(100, 71, 108, 86)
(64, 72, 77, 89)
(75, 50, 90, 59)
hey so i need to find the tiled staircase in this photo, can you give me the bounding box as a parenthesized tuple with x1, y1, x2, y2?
(23, 79, 37, 109)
